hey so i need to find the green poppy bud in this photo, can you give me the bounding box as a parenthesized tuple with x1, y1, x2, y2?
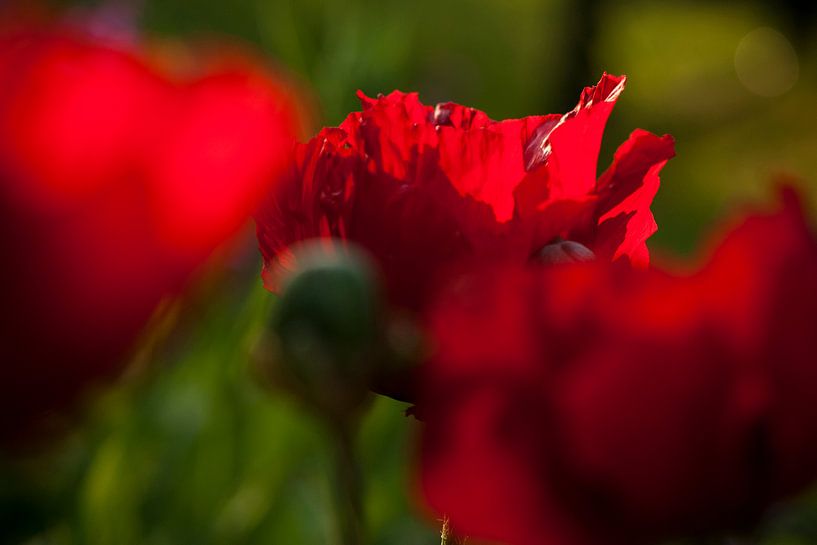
(259, 241, 383, 419)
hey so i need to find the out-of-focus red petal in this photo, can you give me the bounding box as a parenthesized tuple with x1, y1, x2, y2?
(0, 25, 303, 443)
(421, 267, 610, 545)
(421, 385, 594, 545)
(148, 67, 300, 256)
(419, 188, 817, 545)
(0, 31, 165, 206)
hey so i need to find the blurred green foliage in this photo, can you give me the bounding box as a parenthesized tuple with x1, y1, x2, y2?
(2, 243, 432, 545)
(593, 0, 817, 254)
(4, 0, 817, 544)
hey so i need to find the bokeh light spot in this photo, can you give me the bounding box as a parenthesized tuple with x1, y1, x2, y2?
(734, 27, 799, 97)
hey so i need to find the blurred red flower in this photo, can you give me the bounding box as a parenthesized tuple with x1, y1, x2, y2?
(255, 75, 675, 312)
(0, 24, 302, 442)
(419, 189, 817, 545)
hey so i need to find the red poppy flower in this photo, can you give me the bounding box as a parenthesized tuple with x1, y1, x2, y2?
(419, 189, 817, 545)
(0, 25, 301, 442)
(255, 74, 675, 312)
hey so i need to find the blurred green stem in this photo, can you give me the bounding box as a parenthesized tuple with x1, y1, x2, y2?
(329, 421, 364, 545)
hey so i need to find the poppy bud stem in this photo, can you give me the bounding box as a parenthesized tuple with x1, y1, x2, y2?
(329, 420, 365, 545)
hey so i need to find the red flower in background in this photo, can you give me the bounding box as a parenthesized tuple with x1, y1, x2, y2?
(0, 24, 302, 442)
(255, 74, 675, 313)
(419, 189, 817, 545)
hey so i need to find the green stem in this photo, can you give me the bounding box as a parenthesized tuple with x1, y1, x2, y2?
(329, 422, 364, 545)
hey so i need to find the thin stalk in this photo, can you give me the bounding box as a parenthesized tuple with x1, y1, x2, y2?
(329, 422, 364, 545)
(441, 517, 467, 545)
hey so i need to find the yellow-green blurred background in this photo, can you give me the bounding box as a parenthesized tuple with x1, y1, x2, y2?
(3, 1, 817, 544)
